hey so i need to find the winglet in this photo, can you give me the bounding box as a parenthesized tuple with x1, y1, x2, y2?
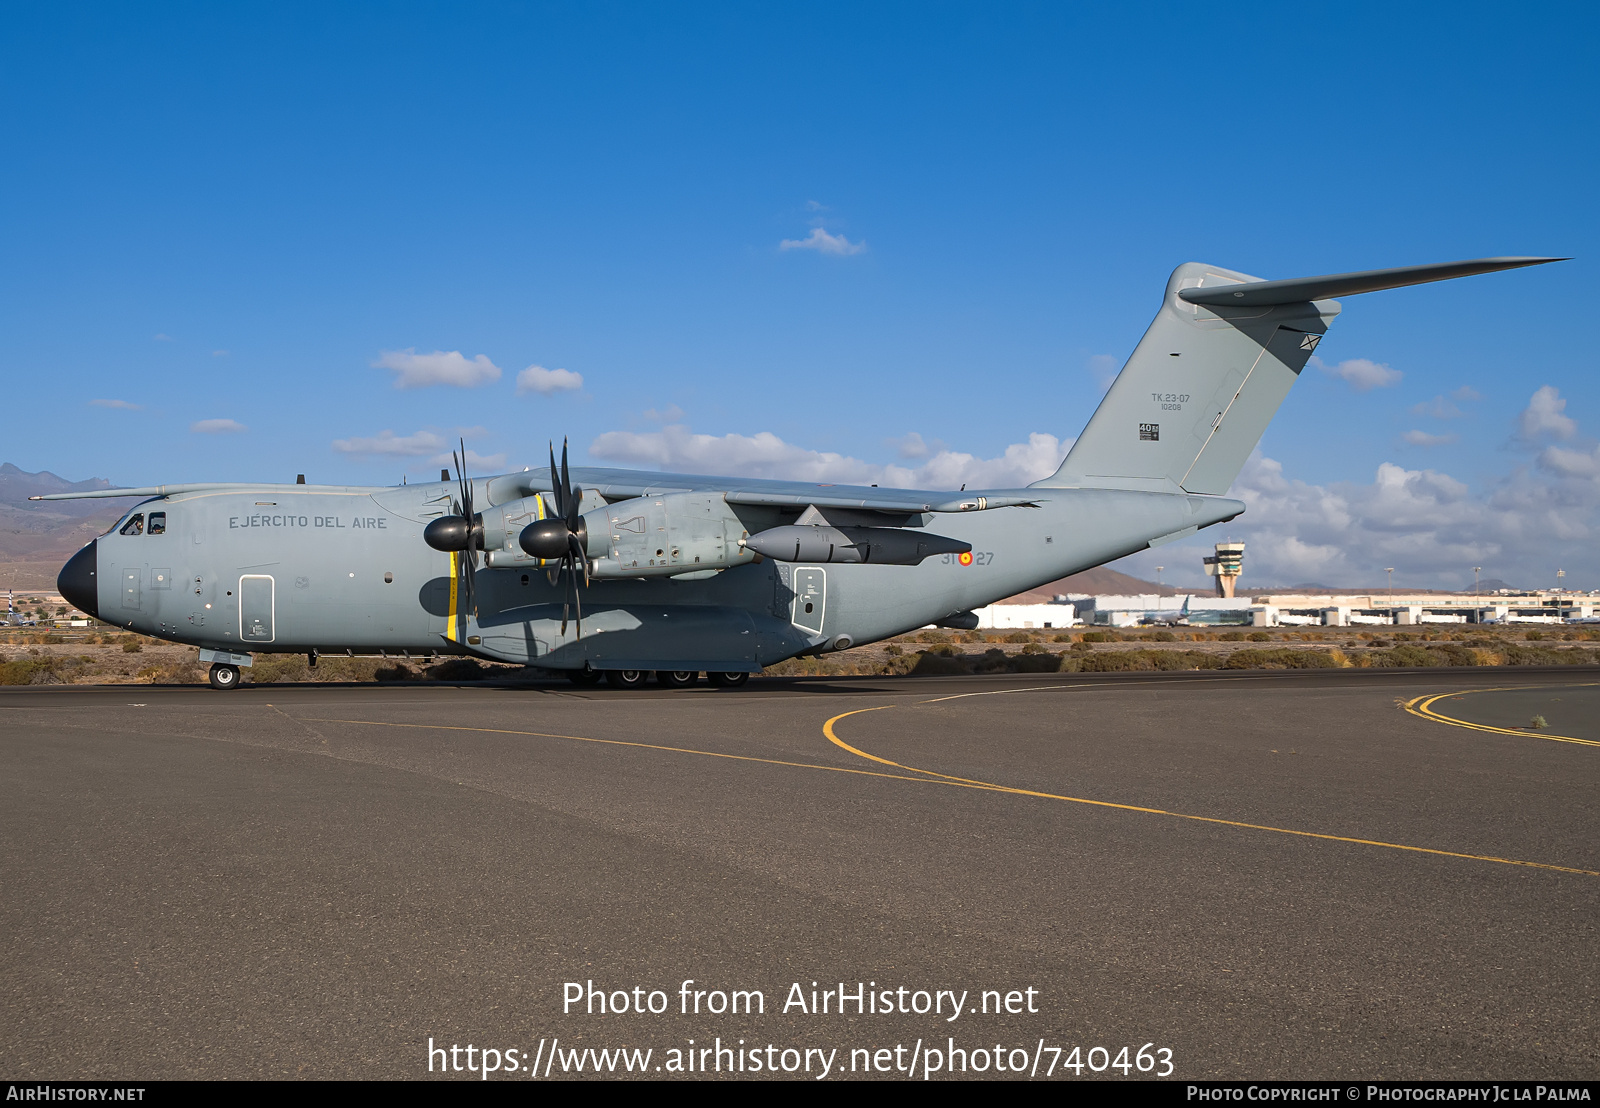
(1178, 256, 1567, 308)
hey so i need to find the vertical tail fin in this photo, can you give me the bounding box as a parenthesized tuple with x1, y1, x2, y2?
(1034, 257, 1562, 496)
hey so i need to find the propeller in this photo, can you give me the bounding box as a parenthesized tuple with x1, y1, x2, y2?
(422, 438, 484, 615)
(518, 438, 589, 637)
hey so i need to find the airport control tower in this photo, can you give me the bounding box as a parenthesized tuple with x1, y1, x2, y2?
(1204, 542, 1245, 598)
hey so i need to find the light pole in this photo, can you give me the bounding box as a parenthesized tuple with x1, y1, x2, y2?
(1155, 566, 1164, 592)
(1473, 566, 1483, 625)
(1385, 567, 1394, 602)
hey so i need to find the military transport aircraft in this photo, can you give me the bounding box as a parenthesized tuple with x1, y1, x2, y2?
(36, 257, 1561, 690)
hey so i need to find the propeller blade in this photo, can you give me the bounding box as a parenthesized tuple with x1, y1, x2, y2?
(560, 437, 571, 516)
(568, 559, 582, 638)
(559, 553, 571, 636)
(547, 441, 563, 520)
(569, 531, 589, 587)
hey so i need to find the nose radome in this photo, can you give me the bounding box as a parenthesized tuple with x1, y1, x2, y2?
(58, 540, 99, 619)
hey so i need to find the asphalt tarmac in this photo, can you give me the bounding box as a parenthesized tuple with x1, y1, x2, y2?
(3, 668, 1597, 1081)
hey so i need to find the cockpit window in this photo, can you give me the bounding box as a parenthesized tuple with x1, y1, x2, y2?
(119, 513, 145, 536)
(148, 512, 166, 535)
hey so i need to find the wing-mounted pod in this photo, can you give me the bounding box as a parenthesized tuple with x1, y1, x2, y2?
(743, 524, 969, 565)
(742, 504, 971, 565)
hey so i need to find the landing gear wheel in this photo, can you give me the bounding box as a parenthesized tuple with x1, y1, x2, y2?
(656, 670, 699, 688)
(707, 671, 749, 688)
(605, 669, 649, 689)
(566, 669, 603, 686)
(208, 663, 241, 690)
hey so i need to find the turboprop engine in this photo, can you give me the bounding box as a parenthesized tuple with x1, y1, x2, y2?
(472, 490, 759, 580)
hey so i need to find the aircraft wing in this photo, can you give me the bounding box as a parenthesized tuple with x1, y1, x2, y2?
(32, 469, 1040, 516)
(506, 467, 1039, 515)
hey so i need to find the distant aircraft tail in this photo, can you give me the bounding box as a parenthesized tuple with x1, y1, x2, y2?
(1033, 257, 1561, 496)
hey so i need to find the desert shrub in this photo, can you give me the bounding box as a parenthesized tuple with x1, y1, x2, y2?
(880, 652, 919, 675)
(251, 654, 311, 683)
(1147, 630, 1176, 642)
(1003, 631, 1031, 644)
(121, 641, 142, 653)
(1524, 630, 1544, 641)
(916, 630, 951, 644)
(1366, 643, 1479, 668)
(910, 651, 969, 676)
(1219, 631, 1246, 642)
(1070, 640, 1092, 652)
(1502, 645, 1599, 667)
(1021, 642, 1046, 654)
(1052, 633, 1073, 643)
(883, 644, 903, 656)
(1248, 631, 1271, 642)
(426, 658, 492, 681)
(1011, 651, 1063, 673)
(1080, 631, 1116, 643)
(0, 658, 48, 685)
(1223, 648, 1337, 670)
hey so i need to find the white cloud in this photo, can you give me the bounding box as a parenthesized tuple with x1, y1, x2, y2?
(191, 418, 246, 434)
(1402, 430, 1457, 446)
(1539, 443, 1600, 479)
(516, 364, 583, 395)
(212, 349, 228, 357)
(153, 333, 173, 342)
(90, 398, 140, 410)
(643, 404, 684, 424)
(1410, 395, 1464, 419)
(889, 432, 936, 459)
(1312, 356, 1402, 391)
(433, 449, 507, 472)
(804, 200, 828, 212)
(1518, 385, 1576, 440)
(332, 430, 446, 457)
(1452, 385, 1482, 402)
(779, 227, 866, 256)
(589, 423, 1068, 489)
(373, 348, 502, 389)
(1087, 354, 1120, 391)
(1118, 439, 1600, 590)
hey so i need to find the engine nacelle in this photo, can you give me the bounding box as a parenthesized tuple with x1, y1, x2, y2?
(587, 492, 756, 578)
(476, 491, 756, 578)
(743, 525, 969, 565)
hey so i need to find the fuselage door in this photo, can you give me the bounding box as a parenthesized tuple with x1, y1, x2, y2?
(240, 574, 276, 643)
(791, 567, 825, 635)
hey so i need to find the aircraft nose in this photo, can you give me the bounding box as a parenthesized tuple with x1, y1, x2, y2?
(58, 540, 99, 620)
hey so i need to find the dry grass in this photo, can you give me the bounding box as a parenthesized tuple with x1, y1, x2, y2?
(3, 623, 1595, 686)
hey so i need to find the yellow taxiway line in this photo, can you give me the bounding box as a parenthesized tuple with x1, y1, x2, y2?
(822, 705, 1600, 878)
(1402, 686, 1600, 748)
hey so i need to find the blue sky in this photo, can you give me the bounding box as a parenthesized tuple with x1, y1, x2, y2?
(3, 3, 1596, 589)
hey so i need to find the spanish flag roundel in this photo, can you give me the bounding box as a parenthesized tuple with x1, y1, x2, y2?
(958, 551, 974, 566)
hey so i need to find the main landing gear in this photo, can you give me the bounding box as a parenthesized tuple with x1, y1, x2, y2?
(570, 669, 750, 689)
(208, 663, 241, 690)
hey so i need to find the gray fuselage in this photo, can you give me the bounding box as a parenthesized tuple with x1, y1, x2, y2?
(66, 475, 1239, 672)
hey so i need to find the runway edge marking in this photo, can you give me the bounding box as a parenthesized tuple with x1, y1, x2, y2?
(822, 707, 1600, 878)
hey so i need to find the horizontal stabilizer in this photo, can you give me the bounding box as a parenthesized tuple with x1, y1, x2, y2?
(1178, 256, 1565, 308)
